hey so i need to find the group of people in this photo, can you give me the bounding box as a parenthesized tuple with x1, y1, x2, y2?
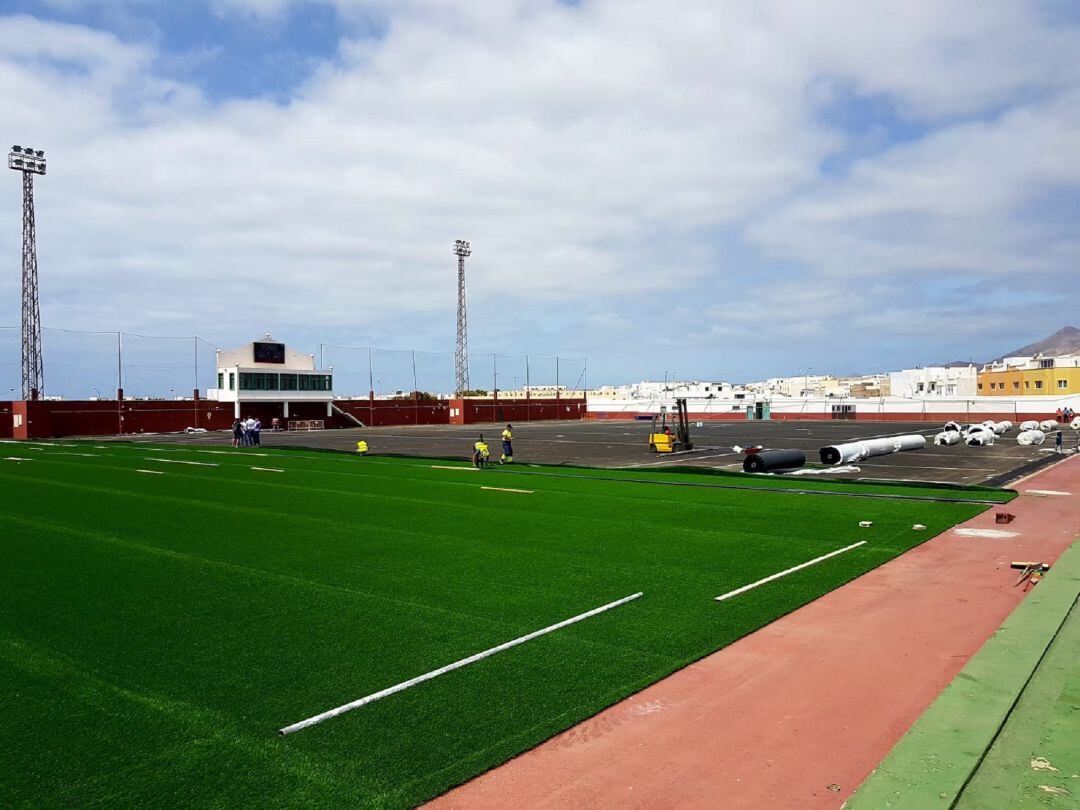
(473, 424, 514, 468)
(1056, 406, 1075, 423)
(231, 417, 262, 447)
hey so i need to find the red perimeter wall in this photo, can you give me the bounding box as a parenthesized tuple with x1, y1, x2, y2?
(588, 410, 1061, 423)
(13, 399, 233, 439)
(8, 397, 587, 439)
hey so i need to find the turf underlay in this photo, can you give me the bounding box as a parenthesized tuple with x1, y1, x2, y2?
(0, 442, 993, 807)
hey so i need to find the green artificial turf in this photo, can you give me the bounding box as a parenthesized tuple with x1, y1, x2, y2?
(0, 441, 993, 807)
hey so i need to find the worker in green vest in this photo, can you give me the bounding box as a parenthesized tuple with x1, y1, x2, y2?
(500, 424, 514, 464)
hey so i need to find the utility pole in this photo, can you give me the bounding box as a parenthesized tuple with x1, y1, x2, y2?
(453, 239, 471, 394)
(8, 145, 46, 400)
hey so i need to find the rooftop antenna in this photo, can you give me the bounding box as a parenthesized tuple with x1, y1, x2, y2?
(453, 239, 471, 394)
(8, 144, 46, 400)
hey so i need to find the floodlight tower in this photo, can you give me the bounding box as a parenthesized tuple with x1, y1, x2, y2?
(453, 239, 471, 394)
(8, 145, 46, 400)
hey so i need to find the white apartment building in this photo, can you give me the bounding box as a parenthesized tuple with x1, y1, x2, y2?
(888, 365, 977, 398)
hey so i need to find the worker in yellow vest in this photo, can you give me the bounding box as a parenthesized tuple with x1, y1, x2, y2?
(473, 435, 490, 469)
(500, 424, 513, 464)
(356, 440, 368, 456)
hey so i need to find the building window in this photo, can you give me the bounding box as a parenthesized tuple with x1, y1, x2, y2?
(217, 372, 224, 389)
(977, 383, 983, 390)
(1060, 380, 1069, 389)
(1039, 358, 1054, 369)
(1025, 381, 1030, 388)
(240, 372, 284, 391)
(1035, 380, 1043, 389)
(228, 372, 235, 391)
(1013, 381, 1019, 390)
(296, 374, 333, 392)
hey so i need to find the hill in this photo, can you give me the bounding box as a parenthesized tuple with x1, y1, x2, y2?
(995, 326, 1080, 361)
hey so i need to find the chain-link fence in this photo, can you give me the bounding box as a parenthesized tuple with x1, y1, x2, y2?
(0, 327, 219, 400)
(0, 326, 585, 400)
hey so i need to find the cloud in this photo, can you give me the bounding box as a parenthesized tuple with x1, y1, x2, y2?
(1, 0, 1079, 392)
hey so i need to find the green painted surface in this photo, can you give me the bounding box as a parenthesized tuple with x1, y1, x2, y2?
(0, 442, 987, 807)
(846, 540, 1080, 809)
(956, 599, 1080, 808)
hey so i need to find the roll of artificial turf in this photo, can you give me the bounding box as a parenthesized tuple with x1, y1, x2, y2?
(819, 435, 926, 465)
(742, 449, 806, 473)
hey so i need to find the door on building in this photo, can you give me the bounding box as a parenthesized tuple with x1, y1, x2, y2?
(830, 404, 855, 420)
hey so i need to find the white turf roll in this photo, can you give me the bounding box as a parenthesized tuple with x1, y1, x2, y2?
(1040, 419, 1059, 431)
(1019, 420, 1040, 431)
(1017, 429, 1046, 446)
(819, 434, 926, 465)
(965, 430, 996, 446)
(934, 431, 960, 446)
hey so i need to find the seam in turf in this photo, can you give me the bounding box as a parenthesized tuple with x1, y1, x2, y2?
(950, 594, 1079, 809)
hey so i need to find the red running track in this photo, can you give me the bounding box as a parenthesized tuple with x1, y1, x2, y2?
(429, 455, 1080, 809)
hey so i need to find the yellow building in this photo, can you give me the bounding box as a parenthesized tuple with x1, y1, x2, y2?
(977, 355, 1080, 396)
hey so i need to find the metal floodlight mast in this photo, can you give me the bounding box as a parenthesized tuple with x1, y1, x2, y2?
(8, 145, 46, 400)
(453, 239, 471, 394)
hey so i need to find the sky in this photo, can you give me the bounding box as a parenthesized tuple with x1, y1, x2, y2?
(2, 0, 1080, 395)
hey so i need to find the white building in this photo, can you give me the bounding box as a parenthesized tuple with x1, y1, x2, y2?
(207, 334, 334, 418)
(888, 365, 977, 398)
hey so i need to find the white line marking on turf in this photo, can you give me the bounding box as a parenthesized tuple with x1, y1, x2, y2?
(714, 541, 866, 602)
(1026, 489, 1071, 497)
(251, 467, 285, 473)
(481, 486, 533, 494)
(954, 528, 1019, 539)
(136, 469, 165, 475)
(278, 591, 644, 735)
(3, 456, 33, 462)
(430, 464, 478, 471)
(145, 458, 219, 467)
(197, 450, 269, 456)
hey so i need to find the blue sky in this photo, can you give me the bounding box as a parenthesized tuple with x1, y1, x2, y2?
(2, 0, 1079, 396)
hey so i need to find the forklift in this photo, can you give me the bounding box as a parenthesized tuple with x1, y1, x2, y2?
(648, 398, 694, 453)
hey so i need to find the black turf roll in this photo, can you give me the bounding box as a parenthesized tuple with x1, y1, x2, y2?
(743, 449, 806, 473)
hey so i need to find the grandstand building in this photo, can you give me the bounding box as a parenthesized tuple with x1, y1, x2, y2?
(207, 334, 334, 420)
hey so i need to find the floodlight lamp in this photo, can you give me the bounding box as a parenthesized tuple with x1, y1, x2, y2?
(35, 150, 44, 158)
(12, 145, 21, 152)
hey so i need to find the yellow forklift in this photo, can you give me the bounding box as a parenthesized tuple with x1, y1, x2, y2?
(648, 398, 693, 453)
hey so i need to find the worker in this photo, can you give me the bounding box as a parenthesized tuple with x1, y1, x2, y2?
(473, 434, 490, 469)
(356, 439, 369, 456)
(500, 423, 514, 464)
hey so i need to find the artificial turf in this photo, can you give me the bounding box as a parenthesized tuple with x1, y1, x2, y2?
(0, 440, 995, 807)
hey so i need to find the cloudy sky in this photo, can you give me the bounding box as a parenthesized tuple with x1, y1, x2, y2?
(2, 0, 1079, 395)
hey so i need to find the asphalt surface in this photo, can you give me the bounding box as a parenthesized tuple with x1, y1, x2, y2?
(117, 419, 1076, 486)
